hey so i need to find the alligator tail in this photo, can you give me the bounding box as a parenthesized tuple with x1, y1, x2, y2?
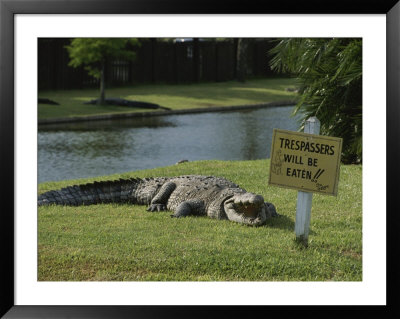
(38, 178, 142, 206)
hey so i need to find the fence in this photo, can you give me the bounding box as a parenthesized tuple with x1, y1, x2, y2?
(38, 38, 278, 90)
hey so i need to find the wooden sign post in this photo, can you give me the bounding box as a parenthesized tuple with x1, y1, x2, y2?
(269, 117, 342, 246)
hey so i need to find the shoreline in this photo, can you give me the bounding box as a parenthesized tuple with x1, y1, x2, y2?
(38, 100, 296, 125)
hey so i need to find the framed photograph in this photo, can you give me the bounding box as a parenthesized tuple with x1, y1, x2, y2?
(1, 0, 398, 317)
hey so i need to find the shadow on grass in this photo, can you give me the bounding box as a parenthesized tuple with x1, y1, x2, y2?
(264, 214, 295, 231)
(264, 214, 316, 236)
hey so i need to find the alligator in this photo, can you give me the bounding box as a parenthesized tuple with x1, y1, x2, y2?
(38, 175, 278, 226)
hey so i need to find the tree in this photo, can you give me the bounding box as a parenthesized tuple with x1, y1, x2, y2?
(269, 38, 362, 163)
(235, 38, 249, 82)
(66, 38, 140, 105)
(192, 38, 200, 83)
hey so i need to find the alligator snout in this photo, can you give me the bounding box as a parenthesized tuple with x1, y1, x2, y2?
(232, 193, 264, 206)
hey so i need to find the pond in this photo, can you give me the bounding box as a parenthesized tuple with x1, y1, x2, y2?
(38, 106, 301, 183)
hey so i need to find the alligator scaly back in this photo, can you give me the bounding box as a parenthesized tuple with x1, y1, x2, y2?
(38, 178, 144, 206)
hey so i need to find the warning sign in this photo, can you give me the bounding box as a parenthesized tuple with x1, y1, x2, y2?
(269, 129, 342, 196)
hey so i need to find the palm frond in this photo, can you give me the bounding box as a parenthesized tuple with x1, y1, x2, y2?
(269, 38, 362, 163)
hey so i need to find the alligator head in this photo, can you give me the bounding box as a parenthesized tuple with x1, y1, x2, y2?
(223, 192, 277, 226)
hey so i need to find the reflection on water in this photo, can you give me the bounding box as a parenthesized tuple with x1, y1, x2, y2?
(38, 106, 301, 183)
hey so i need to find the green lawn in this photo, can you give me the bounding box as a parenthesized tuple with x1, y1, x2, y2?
(38, 159, 362, 281)
(38, 78, 298, 120)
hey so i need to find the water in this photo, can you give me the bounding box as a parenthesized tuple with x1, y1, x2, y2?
(38, 106, 301, 183)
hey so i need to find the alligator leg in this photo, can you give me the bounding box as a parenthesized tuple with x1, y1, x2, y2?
(265, 202, 279, 217)
(171, 199, 205, 218)
(146, 182, 176, 212)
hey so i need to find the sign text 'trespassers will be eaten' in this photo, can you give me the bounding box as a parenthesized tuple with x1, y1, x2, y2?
(269, 129, 342, 196)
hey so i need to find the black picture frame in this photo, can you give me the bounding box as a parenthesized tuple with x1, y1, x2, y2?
(1, 0, 398, 318)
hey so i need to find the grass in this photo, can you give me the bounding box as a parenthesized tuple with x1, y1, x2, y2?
(38, 77, 298, 119)
(38, 159, 362, 281)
